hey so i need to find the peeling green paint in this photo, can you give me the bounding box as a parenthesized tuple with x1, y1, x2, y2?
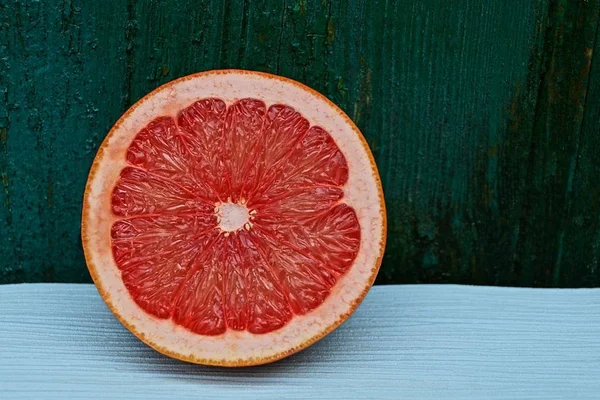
(293, 0, 306, 13)
(326, 17, 334, 45)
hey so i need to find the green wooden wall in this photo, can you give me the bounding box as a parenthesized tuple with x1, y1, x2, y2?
(1, 0, 600, 287)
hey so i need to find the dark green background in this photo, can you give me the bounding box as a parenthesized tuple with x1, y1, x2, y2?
(1, 0, 600, 287)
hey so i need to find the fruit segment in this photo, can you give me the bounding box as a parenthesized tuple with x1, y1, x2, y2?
(127, 116, 219, 201)
(255, 204, 361, 287)
(171, 235, 225, 335)
(251, 126, 349, 205)
(111, 215, 218, 318)
(110, 98, 361, 335)
(177, 98, 228, 199)
(112, 167, 212, 217)
(221, 99, 267, 202)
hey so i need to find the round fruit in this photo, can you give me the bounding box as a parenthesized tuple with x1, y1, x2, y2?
(82, 70, 386, 366)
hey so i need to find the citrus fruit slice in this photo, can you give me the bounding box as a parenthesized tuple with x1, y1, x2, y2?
(82, 70, 386, 366)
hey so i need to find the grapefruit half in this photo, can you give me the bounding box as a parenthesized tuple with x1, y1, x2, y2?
(82, 70, 386, 366)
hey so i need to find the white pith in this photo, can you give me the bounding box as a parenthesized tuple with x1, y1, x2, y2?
(83, 70, 385, 364)
(216, 202, 251, 232)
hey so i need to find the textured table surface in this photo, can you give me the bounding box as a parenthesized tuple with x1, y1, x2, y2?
(1, 284, 599, 399)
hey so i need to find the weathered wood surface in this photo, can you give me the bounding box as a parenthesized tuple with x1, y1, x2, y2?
(1, 0, 600, 286)
(1, 284, 600, 399)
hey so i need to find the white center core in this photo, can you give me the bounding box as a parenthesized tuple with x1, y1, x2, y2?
(217, 202, 249, 232)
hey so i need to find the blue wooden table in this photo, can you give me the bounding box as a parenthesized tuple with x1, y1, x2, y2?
(1, 284, 598, 399)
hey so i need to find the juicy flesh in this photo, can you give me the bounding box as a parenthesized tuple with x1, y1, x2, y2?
(110, 98, 361, 335)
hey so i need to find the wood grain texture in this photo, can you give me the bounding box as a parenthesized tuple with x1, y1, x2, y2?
(1, 0, 600, 286)
(1, 284, 599, 399)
